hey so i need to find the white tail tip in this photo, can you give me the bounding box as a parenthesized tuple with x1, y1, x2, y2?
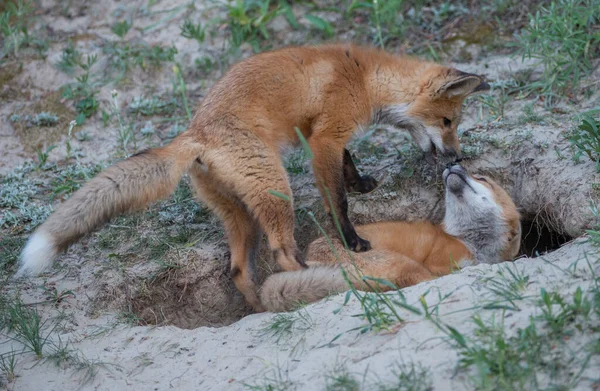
(15, 231, 58, 278)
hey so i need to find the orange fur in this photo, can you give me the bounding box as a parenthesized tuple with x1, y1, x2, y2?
(19, 44, 489, 310)
(260, 170, 521, 312)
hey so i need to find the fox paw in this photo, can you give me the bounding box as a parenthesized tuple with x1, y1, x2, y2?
(347, 175, 378, 194)
(349, 235, 371, 252)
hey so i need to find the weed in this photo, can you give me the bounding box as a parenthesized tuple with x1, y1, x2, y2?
(4, 299, 57, 358)
(10, 112, 59, 127)
(284, 150, 307, 175)
(0, 236, 25, 271)
(45, 340, 112, 385)
(569, 109, 600, 168)
(224, 0, 281, 52)
(0, 0, 34, 57)
(56, 41, 81, 74)
(346, 0, 405, 48)
(519, 103, 544, 124)
(173, 64, 192, 121)
(480, 264, 531, 311)
(325, 362, 360, 391)
(111, 90, 136, 154)
(61, 54, 100, 120)
(128, 96, 178, 117)
(257, 310, 315, 343)
(50, 162, 103, 200)
(0, 350, 18, 383)
(377, 362, 432, 391)
(36, 144, 57, 168)
(476, 79, 519, 120)
(305, 14, 334, 39)
(111, 19, 132, 39)
(38, 284, 76, 307)
(538, 287, 592, 336)
(514, 0, 600, 105)
(243, 364, 296, 391)
(180, 18, 206, 44)
(103, 40, 177, 81)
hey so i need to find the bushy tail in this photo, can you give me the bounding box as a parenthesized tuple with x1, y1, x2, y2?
(260, 266, 352, 312)
(16, 134, 203, 277)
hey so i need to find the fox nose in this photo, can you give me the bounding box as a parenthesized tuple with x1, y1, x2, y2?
(445, 157, 463, 169)
(440, 147, 461, 162)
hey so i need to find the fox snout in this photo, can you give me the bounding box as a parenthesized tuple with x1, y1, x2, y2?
(443, 163, 469, 194)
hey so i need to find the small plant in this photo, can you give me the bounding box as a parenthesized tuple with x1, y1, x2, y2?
(514, 0, 600, 104)
(111, 19, 132, 39)
(257, 310, 315, 343)
(224, 0, 281, 52)
(346, 0, 405, 48)
(325, 362, 361, 391)
(377, 362, 432, 391)
(569, 110, 600, 168)
(36, 145, 57, 168)
(0, 0, 33, 56)
(56, 41, 81, 74)
(61, 54, 100, 120)
(180, 18, 206, 43)
(9, 112, 59, 127)
(0, 350, 18, 383)
(243, 364, 296, 391)
(103, 40, 177, 81)
(38, 284, 76, 306)
(5, 299, 57, 359)
(173, 64, 192, 121)
(111, 90, 136, 155)
(0, 236, 26, 271)
(305, 14, 334, 39)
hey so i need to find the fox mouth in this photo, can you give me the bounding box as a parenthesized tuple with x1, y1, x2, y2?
(429, 141, 438, 163)
(443, 165, 477, 194)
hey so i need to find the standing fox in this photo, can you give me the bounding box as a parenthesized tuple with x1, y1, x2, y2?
(17, 44, 489, 311)
(260, 163, 522, 312)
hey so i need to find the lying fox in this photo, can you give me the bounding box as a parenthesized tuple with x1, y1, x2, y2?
(260, 164, 522, 312)
(18, 44, 489, 310)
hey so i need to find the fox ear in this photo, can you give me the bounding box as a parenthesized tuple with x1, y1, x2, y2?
(436, 71, 490, 99)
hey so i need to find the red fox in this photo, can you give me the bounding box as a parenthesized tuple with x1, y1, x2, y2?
(260, 163, 522, 312)
(17, 44, 489, 311)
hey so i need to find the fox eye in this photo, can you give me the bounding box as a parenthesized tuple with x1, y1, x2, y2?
(476, 176, 489, 183)
(443, 117, 452, 127)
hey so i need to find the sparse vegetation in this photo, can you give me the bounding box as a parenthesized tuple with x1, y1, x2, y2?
(570, 109, 600, 168)
(514, 0, 600, 104)
(2, 0, 600, 389)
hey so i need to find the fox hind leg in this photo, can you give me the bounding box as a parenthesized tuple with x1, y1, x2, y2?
(189, 164, 264, 311)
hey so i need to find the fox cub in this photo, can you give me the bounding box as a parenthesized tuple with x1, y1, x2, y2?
(18, 44, 489, 310)
(260, 163, 522, 312)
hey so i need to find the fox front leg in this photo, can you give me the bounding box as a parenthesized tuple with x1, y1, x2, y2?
(343, 149, 378, 194)
(310, 140, 371, 252)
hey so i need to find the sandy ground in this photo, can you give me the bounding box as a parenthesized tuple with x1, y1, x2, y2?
(2, 0, 600, 390)
(2, 239, 598, 390)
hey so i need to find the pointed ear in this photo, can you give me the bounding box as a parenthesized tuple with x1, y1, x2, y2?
(436, 71, 490, 99)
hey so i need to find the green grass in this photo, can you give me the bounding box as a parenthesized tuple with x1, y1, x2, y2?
(514, 0, 600, 105)
(257, 310, 315, 343)
(0, 350, 18, 383)
(569, 109, 600, 168)
(0, 0, 47, 58)
(377, 362, 432, 391)
(243, 364, 296, 391)
(3, 299, 57, 359)
(0, 236, 26, 272)
(61, 54, 100, 121)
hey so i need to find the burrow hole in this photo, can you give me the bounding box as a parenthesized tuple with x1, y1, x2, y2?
(518, 215, 573, 258)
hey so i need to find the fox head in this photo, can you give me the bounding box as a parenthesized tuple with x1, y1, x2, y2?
(442, 163, 521, 264)
(376, 66, 489, 161)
